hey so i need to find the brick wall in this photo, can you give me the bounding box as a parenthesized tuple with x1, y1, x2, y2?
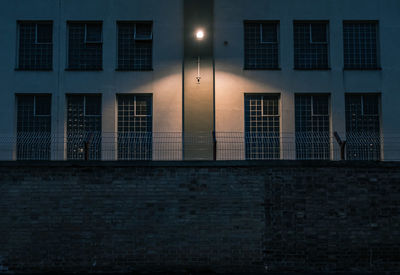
(0, 161, 399, 273)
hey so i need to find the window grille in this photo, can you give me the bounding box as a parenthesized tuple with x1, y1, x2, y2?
(16, 95, 51, 160)
(66, 95, 102, 160)
(244, 22, 279, 69)
(68, 22, 102, 70)
(117, 95, 152, 160)
(343, 22, 379, 69)
(345, 94, 380, 160)
(245, 94, 280, 159)
(118, 22, 153, 70)
(294, 22, 329, 69)
(295, 94, 330, 159)
(18, 21, 52, 70)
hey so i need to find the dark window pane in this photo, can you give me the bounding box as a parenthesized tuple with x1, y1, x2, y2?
(311, 23, 327, 43)
(36, 23, 52, 43)
(295, 95, 330, 160)
(85, 24, 102, 42)
(118, 22, 153, 70)
(244, 22, 279, 69)
(18, 22, 53, 70)
(117, 95, 152, 160)
(16, 94, 51, 160)
(66, 94, 102, 160)
(345, 94, 380, 160)
(68, 22, 102, 70)
(343, 22, 378, 69)
(245, 94, 280, 160)
(85, 95, 101, 115)
(35, 95, 51, 115)
(294, 22, 329, 69)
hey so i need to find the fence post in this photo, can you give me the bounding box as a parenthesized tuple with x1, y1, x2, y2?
(334, 132, 347, 161)
(212, 131, 217, 161)
(84, 141, 89, 161)
(84, 133, 94, 161)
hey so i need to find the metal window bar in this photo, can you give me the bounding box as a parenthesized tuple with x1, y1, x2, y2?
(294, 22, 329, 69)
(345, 94, 380, 160)
(16, 95, 51, 160)
(244, 22, 279, 69)
(67, 95, 102, 160)
(245, 95, 280, 160)
(68, 22, 102, 70)
(343, 22, 378, 69)
(18, 22, 53, 70)
(117, 95, 152, 160)
(118, 22, 152, 70)
(295, 95, 330, 159)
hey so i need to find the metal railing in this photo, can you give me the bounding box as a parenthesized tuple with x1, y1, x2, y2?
(0, 131, 398, 161)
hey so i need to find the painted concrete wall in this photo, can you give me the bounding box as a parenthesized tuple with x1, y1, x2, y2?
(0, 0, 184, 159)
(183, 0, 214, 160)
(214, 0, 400, 160)
(0, 0, 399, 160)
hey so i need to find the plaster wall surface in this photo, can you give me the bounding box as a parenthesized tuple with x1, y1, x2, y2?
(0, 0, 400, 160)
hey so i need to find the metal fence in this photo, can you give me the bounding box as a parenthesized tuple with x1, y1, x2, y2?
(0, 131, 398, 161)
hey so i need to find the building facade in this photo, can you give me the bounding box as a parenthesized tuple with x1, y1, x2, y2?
(0, 0, 399, 161)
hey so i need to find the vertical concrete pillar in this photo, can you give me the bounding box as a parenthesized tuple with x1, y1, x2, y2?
(183, 0, 214, 160)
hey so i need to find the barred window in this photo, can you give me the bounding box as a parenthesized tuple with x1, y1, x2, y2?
(17, 21, 53, 70)
(295, 94, 330, 160)
(345, 94, 380, 160)
(16, 95, 51, 160)
(244, 22, 279, 69)
(117, 95, 152, 160)
(343, 22, 379, 69)
(67, 22, 102, 70)
(118, 22, 153, 70)
(245, 94, 280, 159)
(294, 22, 329, 69)
(67, 95, 102, 160)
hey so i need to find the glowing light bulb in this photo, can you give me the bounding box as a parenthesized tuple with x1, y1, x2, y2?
(196, 30, 204, 40)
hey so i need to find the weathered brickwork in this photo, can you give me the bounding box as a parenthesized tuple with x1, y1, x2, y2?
(0, 161, 399, 274)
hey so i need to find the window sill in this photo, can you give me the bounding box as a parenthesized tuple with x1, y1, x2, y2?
(343, 68, 382, 71)
(65, 68, 103, 71)
(115, 68, 154, 72)
(243, 68, 281, 71)
(15, 68, 53, 71)
(294, 68, 331, 71)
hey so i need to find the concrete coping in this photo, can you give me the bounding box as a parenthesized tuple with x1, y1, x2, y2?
(0, 160, 399, 168)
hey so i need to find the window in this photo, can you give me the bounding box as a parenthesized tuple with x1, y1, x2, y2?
(295, 94, 330, 159)
(117, 95, 152, 160)
(245, 94, 280, 159)
(343, 21, 379, 69)
(244, 21, 279, 69)
(16, 95, 51, 160)
(17, 21, 53, 70)
(345, 94, 381, 160)
(66, 95, 102, 160)
(294, 21, 329, 69)
(117, 22, 153, 70)
(67, 22, 102, 70)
